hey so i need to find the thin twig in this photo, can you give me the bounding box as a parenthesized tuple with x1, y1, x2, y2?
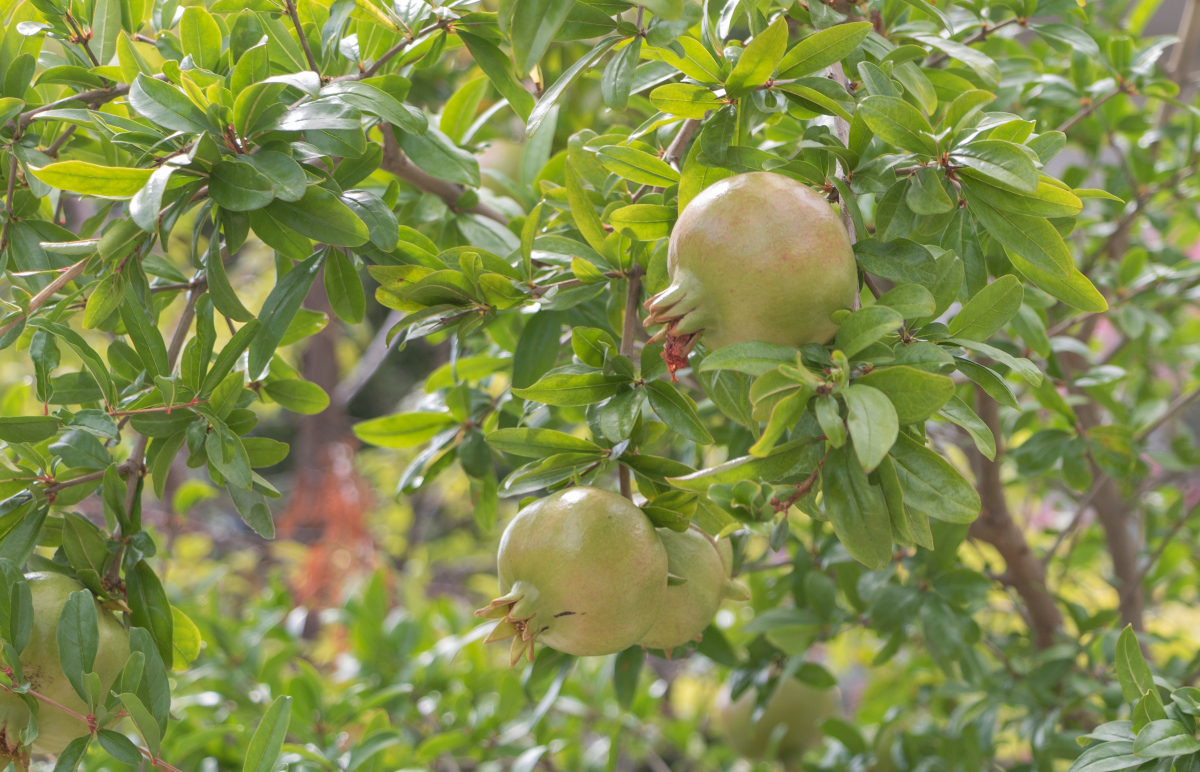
(617, 266, 645, 500)
(927, 17, 1021, 67)
(1134, 385, 1200, 442)
(1057, 88, 1123, 133)
(0, 152, 17, 257)
(285, 0, 322, 77)
(353, 21, 443, 80)
(1041, 484, 1101, 568)
(0, 258, 91, 338)
(44, 125, 77, 158)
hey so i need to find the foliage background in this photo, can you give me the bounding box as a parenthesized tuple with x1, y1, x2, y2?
(2, 0, 1200, 767)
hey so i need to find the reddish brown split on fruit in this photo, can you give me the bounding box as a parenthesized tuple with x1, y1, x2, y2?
(644, 171, 859, 378)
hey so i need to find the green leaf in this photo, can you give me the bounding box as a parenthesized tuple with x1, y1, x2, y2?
(645, 380, 714, 444)
(170, 606, 202, 669)
(511, 0, 577, 76)
(243, 696, 293, 772)
(51, 736, 90, 772)
(209, 161, 275, 212)
(876, 284, 935, 319)
(948, 274, 1023, 341)
(597, 146, 680, 186)
(486, 428, 603, 458)
(952, 140, 1038, 193)
(324, 248, 366, 324)
(56, 590, 99, 703)
(1132, 720, 1200, 758)
(699, 341, 799, 376)
(853, 239, 938, 287)
(180, 5, 222, 71)
(512, 372, 632, 406)
(263, 379, 330, 414)
(61, 512, 108, 578)
(565, 164, 607, 252)
(129, 74, 210, 133)
(91, 0, 122, 67)
(262, 187, 369, 247)
(0, 415, 60, 443)
(888, 433, 980, 523)
(609, 204, 675, 241)
(834, 306, 904, 358)
(527, 37, 620, 137)
(842, 384, 898, 472)
(960, 174, 1082, 218)
(858, 96, 937, 156)
(654, 36, 722, 84)
(322, 81, 427, 135)
(1116, 625, 1154, 703)
(119, 692, 161, 755)
(602, 36, 640, 112)
(954, 357, 1018, 410)
(649, 83, 722, 119)
(354, 412, 458, 448)
(98, 730, 143, 764)
(29, 320, 118, 407)
(777, 22, 872, 79)
(398, 127, 481, 188)
(724, 16, 788, 97)
(937, 395, 996, 461)
(247, 251, 326, 378)
(458, 32, 537, 122)
(1005, 249, 1109, 313)
(200, 320, 261, 396)
(822, 444, 893, 569)
(30, 161, 153, 198)
(964, 194, 1074, 277)
(912, 34, 1001, 87)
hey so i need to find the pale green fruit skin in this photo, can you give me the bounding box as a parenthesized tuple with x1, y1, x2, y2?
(663, 171, 858, 351)
(498, 487, 668, 657)
(716, 678, 838, 763)
(0, 573, 129, 755)
(637, 528, 743, 650)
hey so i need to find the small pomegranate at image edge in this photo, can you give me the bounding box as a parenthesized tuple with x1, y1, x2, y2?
(476, 486, 668, 665)
(0, 573, 129, 756)
(637, 527, 747, 655)
(645, 171, 859, 378)
(716, 677, 839, 765)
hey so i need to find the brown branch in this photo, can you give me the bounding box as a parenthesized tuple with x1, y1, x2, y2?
(1041, 483, 1101, 568)
(926, 17, 1021, 67)
(380, 128, 509, 225)
(0, 152, 17, 258)
(284, 0, 322, 77)
(0, 257, 91, 338)
(352, 21, 443, 80)
(18, 82, 132, 128)
(44, 125, 77, 158)
(1057, 88, 1123, 133)
(1134, 385, 1200, 442)
(967, 392, 1063, 649)
(1119, 504, 1194, 607)
(617, 266, 645, 500)
(662, 118, 701, 169)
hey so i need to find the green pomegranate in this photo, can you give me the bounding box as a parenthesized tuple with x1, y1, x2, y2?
(715, 677, 838, 764)
(637, 528, 747, 654)
(0, 573, 129, 756)
(476, 487, 668, 665)
(645, 171, 858, 377)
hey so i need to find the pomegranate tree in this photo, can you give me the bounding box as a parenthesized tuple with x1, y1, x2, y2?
(476, 487, 668, 664)
(645, 171, 859, 376)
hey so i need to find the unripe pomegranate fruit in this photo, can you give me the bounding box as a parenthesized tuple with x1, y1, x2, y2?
(476, 487, 668, 664)
(715, 678, 838, 764)
(645, 171, 858, 377)
(0, 573, 129, 755)
(637, 527, 747, 654)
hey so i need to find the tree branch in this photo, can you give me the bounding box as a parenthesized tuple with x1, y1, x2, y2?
(284, 0, 322, 77)
(926, 17, 1021, 67)
(0, 257, 91, 338)
(968, 392, 1063, 649)
(662, 118, 701, 169)
(1057, 88, 1122, 133)
(617, 266, 645, 501)
(380, 128, 509, 225)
